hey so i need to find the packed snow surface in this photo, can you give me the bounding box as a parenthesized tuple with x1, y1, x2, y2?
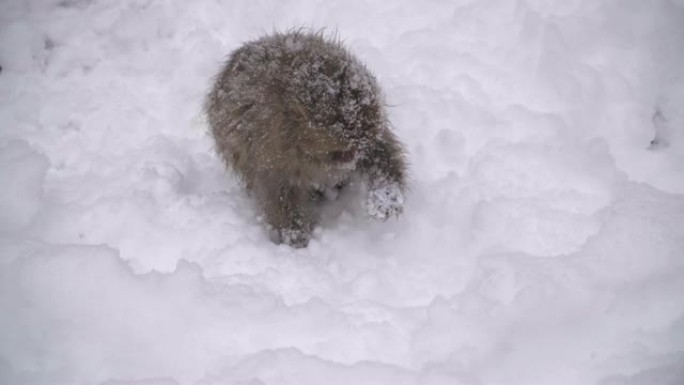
(1, 0, 684, 384)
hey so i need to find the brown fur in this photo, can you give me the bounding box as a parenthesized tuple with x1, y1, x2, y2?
(206, 30, 407, 247)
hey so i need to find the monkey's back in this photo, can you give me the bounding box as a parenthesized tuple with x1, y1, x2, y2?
(205, 31, 386, 189)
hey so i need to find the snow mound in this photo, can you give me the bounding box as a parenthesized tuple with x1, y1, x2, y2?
(1, 0, 683, 384)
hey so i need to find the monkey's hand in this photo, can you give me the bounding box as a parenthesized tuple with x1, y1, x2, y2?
(366, 183, 405, 220)
(271, 227, 311, 248)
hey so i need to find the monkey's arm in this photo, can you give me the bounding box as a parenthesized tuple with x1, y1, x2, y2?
(358, 129, 408, 220)
(253, 172, 314, 248)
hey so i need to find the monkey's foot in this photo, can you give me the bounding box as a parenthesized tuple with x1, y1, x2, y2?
(367, 183, 405, 220)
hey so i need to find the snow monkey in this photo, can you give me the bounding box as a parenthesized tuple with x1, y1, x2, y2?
(205, 30, 407, 248)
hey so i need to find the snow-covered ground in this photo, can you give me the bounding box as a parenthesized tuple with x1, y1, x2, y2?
(1, 0, 684, 384)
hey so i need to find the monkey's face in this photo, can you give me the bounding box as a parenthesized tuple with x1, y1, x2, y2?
(297, 125, 359, 168)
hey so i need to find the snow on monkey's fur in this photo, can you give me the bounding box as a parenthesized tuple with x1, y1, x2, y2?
(206, 30, 408, 247)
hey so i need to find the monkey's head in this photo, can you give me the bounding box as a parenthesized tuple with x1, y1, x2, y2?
(294, 121, 360, 167)
(290, 83, 385, 169)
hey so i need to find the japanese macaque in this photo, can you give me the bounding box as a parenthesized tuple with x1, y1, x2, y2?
(206, 30, 407, 247)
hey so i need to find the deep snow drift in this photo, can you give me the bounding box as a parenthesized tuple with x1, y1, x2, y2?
(1, 0, 684, 384)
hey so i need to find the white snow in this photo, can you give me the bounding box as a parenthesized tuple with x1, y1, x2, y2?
(1, 0, 683, 384)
